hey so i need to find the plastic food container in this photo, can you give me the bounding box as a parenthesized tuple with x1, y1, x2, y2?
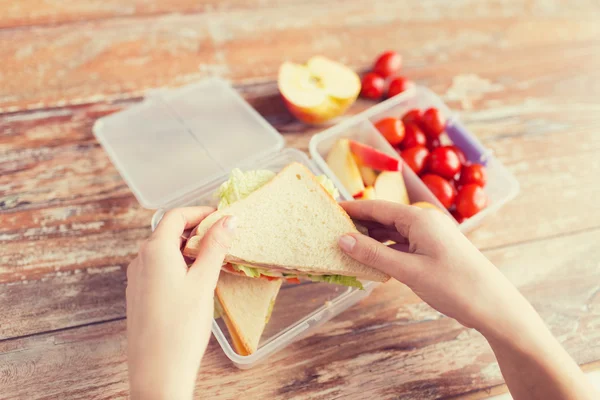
(93, 79, 387, 369)
(93, 79, 517, 369)
(311, 85, 519, 233)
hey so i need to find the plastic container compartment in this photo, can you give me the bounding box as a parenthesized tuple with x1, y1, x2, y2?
(310, 86, 520, 233)
(93, 78, 378, 369)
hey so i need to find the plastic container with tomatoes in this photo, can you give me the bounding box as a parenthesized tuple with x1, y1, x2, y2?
(312, 85, 519, 234)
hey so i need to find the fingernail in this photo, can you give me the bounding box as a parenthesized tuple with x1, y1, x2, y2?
(223, 215, 237, 231)
(339, 235, 356, 252)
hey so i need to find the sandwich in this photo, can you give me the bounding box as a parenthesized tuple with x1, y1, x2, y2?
(183, 162, 390, 288)
(214, 271, 282, 355)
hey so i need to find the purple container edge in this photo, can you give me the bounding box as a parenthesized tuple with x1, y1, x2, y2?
(445, 116, 491, 166)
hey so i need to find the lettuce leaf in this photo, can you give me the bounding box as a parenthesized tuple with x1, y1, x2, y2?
(316, 175, 340, 199)
(217, 169, 275, 210)
(307, 274, 364, 290)
(231, 264, 261, 278)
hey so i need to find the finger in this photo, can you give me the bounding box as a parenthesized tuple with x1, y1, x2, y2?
(368, 228, 408, 244)
(187, 216, 237, 287)
(338, 232, 424, 284)
(152, 207, 216, 243)
(341, 200, 419, 237)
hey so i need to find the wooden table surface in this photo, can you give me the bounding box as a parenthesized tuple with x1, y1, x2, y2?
(2, 1, 600, 399)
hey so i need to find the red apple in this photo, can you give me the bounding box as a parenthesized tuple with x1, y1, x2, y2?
(278, 56, 361, 124)
(349, 140, 401, 171)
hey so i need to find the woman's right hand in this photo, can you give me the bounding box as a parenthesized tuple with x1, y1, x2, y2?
(338, 200, 599, 400)
(338, 200, 527, 338)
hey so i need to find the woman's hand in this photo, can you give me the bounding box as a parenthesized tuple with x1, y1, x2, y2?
(338, 200, 527, 336)
(126, 207, 236, 400)
(338, 200, 598, 400)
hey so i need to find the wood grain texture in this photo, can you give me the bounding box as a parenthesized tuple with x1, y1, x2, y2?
(2, 0, 600, 398)
(0, 0, 599, 112)
(1, 228, 599, 399)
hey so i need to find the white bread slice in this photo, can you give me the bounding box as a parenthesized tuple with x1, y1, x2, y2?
(183, 162, 389, 282)
(216, 272, 282, 355)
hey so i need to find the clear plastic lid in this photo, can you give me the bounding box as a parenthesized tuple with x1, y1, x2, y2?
(93, 79, 285, 209)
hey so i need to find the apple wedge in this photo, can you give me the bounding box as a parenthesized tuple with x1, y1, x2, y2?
(357, 163, 378, 186)
(374, 171, 410, 205)
(361, 186, 377, 200)
(349, 140, 401, 171)
(278, 56, 361, 124)
(326, 139, 365, 197)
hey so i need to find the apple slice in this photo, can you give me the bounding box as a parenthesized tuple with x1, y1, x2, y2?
(349, 140, 401, 171)
(374, 171, 410, 205)
(326, 139, 365, 197)
(357, 163, 378, 186)
(278, 56, 361, 124)
(361, 186, 377, 200)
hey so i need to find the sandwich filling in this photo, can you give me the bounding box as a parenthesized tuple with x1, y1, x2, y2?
(216, 168, 363, 289)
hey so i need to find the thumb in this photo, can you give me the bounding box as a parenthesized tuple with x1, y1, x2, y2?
(338, 233, 423, 284)
(187, 215, 237, 286)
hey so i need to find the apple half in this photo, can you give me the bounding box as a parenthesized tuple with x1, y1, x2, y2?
(278, 56, 361, 124)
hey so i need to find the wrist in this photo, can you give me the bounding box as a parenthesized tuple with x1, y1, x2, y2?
(476, 295, 550, 350)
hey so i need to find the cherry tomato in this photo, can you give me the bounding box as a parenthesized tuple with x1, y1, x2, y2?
(401, 145, 429, 175)
(421, 174, 455, 209)
(401, 109, 422, 126)
(427, 146, 461, 179)
(458, 164, 487, 187)
(421, 107, 446, 138)
(374, 117, 405, 146)
(401, 123, 427, 149)
(451, 210, 465, 224)
(387, 76, 412, 98)
(426, 136, 441, 151)
(456, 184, 487, 218)
(361, 73, 385, 99)
(286, 277, 301, 284)
(448, 145, 467, 165)
(373, 51, 402, 78)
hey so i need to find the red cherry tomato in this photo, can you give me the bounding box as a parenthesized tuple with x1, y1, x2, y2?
(448, 145, 467, 165)
(426, 136, 441, 151)
(373, 51, 402, 78)
(401, 145, 429, 175)
(458, 164, 487, 187)
(374, 117, 405, 146)
(401, 123, 427, 149)
(286, 277, 301, 284)
(421, 108, 446, 138)
(451, 210, 465, 224)
(456, 184, 487, 218)
(361, 73, 385, 99)
(427, 146, 461, 179)
(387, 76, 412, 98)
(401, 109, 422, 126)
(421, 174, 455, 209)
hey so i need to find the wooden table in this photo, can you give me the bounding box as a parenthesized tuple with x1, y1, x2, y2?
(2, 1, 600, 399)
